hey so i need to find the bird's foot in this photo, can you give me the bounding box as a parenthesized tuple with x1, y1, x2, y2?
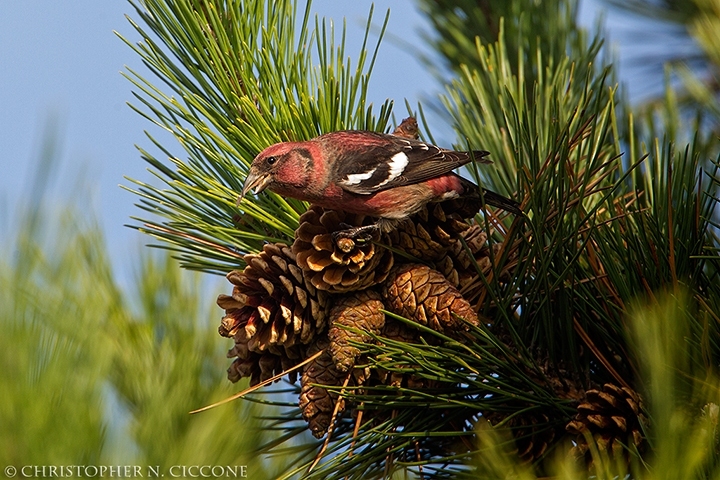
(332, 223, 380, 249)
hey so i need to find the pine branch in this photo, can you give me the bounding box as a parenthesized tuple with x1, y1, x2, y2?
(119, 0, 393, 274)
(416, 0, 585, 82)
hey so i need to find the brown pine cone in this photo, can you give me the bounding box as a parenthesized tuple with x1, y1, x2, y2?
(226, 347, 299, 386)
(485, 410, 562, 464)
(447, 224, 490, 271)
(388, 202, 477, 263)
(217, 243, 329, 352)
(299, 336, 348, 438)
(390, 216, 449, 262)
(328, 290, 386, 373)
(293, 206, 394, 293)
(434, 224, 492, 289)
(382, 263, 480, 336)
(566, 383, 647, 460)
(217, 243, 329, 384)
(225, 325, 301, 386)
(373, 317, 438, 389)
(381, 316, 423, 344)
(534, 355, 587, 403)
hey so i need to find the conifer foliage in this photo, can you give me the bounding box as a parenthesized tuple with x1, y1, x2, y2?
(122, 0, 720, 478)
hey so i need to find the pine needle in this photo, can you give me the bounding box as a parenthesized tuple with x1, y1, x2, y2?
(190, 350, 324, 414)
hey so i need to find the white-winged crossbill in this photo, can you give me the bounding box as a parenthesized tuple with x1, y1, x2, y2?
(239, 130, 521, 235)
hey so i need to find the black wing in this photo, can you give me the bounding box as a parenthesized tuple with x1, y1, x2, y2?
(333, 132, 490, 195)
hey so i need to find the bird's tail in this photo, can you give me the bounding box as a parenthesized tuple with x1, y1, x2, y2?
(481, 188, 523, 216)
(468, 150, 493, 164)
(457, 176, 523, 216)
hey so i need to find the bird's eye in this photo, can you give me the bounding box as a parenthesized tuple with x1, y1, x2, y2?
(266, 156, 277, 165)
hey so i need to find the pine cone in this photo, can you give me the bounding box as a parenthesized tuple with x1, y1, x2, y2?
(217, 243, 329, 384)
(226, 348, 299, 386)
(389, 202, 476, 263)
(448, 224, 490, 270)
(534, 355, 587, 403)
(433, 224, 492, 289)
(391, 216, 450, 262)
(328, 290, 386, 373)
(372, 317, 438, 389)
(382, 264, 480, 336)
(293, 206, 394, 293)
(566, 383, 647, 460)
(381, 316, 423, 344)
(485, 410, 562, 464)
(299, 336, 348, 438)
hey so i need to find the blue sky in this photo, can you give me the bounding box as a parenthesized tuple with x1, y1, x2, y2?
(0, 0, 682, 283)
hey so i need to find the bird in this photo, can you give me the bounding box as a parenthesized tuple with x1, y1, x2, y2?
(239, 130, 521, 240)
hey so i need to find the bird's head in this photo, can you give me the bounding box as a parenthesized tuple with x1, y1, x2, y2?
(238, 141, 314, 203)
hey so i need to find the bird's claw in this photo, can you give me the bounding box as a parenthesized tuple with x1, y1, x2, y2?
(332, 223, 379, 247)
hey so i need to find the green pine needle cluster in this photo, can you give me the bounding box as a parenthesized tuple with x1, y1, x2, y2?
(120, 0, 392, 275)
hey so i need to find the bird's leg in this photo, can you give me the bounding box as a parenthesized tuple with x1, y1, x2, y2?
(332, 223, 380, 245)
(331, 218, 401, 247)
